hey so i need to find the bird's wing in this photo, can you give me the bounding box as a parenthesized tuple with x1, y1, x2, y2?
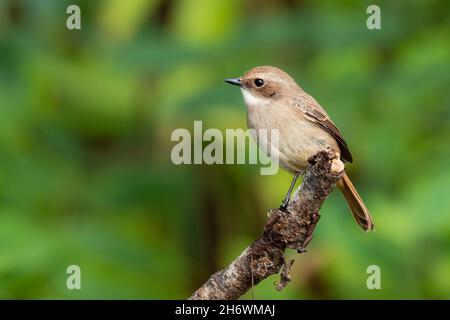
(293, 93, 353, 163)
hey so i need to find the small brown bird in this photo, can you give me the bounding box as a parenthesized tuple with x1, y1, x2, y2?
(225, 66, 374, 231)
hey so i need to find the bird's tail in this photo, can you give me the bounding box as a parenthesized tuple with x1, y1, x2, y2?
(337, 172, 374, 231)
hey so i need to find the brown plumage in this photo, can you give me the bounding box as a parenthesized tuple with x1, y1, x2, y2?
(225, 66, 374, 231)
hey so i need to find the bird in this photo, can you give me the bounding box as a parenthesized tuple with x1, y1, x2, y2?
(225, 66, 374, 231)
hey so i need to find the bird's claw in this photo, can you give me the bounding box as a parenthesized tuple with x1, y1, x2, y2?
(279, 199, 289, 212)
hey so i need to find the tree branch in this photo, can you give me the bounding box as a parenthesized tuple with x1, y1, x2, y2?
(189, 151, 345, 300)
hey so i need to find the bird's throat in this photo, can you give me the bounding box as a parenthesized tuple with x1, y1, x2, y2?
(240, 88, 268, 110)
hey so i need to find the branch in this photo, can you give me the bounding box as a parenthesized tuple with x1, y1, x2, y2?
(189, 151, 345, 300)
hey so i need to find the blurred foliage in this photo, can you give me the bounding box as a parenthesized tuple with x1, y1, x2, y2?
(0, 0, 449, 299)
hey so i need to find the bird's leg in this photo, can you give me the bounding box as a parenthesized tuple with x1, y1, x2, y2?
(279, 172, 300, 211)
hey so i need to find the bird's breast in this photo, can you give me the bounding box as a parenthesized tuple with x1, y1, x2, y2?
(246, 102, 338, 173)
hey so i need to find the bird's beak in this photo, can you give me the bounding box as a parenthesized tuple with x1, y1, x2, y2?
(224, 78, 242, 87)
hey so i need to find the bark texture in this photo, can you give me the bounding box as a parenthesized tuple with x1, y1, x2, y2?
(189, 151, 344, 300)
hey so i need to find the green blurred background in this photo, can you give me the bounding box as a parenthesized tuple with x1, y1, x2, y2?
(0, 0, 449, 299)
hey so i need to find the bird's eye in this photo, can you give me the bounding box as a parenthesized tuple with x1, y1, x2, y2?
(254, 78, 264, 87)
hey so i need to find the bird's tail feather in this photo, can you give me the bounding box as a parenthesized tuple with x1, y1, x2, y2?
(337, 172, 374, 231)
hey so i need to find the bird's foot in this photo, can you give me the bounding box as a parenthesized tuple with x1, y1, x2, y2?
(279, 199, 290, 212)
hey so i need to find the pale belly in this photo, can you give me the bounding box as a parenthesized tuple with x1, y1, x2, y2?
(247, 108, 339, 174)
